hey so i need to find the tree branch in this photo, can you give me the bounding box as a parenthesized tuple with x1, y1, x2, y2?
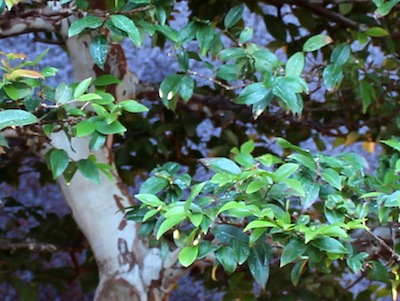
(0, 238, 58, 252)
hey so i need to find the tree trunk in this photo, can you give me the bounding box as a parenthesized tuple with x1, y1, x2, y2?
(52, 20, 185, 301)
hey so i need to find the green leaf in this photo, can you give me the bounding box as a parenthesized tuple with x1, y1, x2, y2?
(68, 16, 103, 37)
(359, 79, 375, 113)
(93, 75, 122, 86)
(216, 64, 239, 81)
(156, 216, 186, 239)
(139, 177, 169, 194)
(90, 35, 109, 69)
(330, 44, 350, 66)
(367, 260, 389, 282)
(215, 246, 237, 274)
(274, 163, 299, 181)
(248, 242, 270, 288)
(4, 82, 32, 100)
(200, 157, 241, 175)
(281, 239, 306, 267)
(41, 67, 58, 77)
(75, 120, 96, 137)
(323, 64, 343, 91)
(246, 180, 266, 194)
(291, 259, 307, 286)
(77, 159, 100, 184)
(237, 83, 269, 105)
(273, 78, 302, 114)
(119, 100, 148, 113)
(239, 27, 253, 44)
(110, 15, 142, 47)
(244, 220, 278, 232)
(321, 168, 342, 190)
(375, 0, 400, 17)
(311, 237, 347, 254)
(179, 75, 194, 101)
(303, 34, 333, 52)
(212, 224, 249, 265)
(55, 83, 73, 104)
(286, 52, 304, 77)
(135, 194, 165, 207)
(73, 77, 92, 98)
(301, 180, 320, 210)
(76, 93, 102, 102)
(89, 131, 106, 151)
(0, 109, 38, 130)
(196, 25, 215, 55)
(178, 246, 199, 267)
(365, 27, 389, 37)
(224, 5, 244, 29)
(219, 47, 246, 61)
(49, 149, 69, 179)
(95, 120, 127, 135)
(347, 253, 368, 273)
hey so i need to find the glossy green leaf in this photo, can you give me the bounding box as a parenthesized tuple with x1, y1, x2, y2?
(274, 163, 299, 181)
(216, 64, 239, 81)
(93, 75, 122, 86)
(215, 246, 237, 274)
(323, 64, 343, 91)
(281, 239, 306, 267)
(321, 168, 342, 190)
(179, 75, 194, 101)
(49, 149, 69, 179)
(303, 34, 333, 52)
(90, 35, 109, 69)
(139, 177, 169, 194)
(200, 157, 241, 175)
(119, 100, 148, 113)
(224, 5, 244, 29)
(68, 16, 103, 37)
(95, 120, 127, 135)
(365, 27, 389, 37)
(178, 246, 199, 267)
(273, 79, 302, 114)
(4, 82, 32, 100)
(244, 220, 278, 232)
(212, 224, 249, 264)
(0, 109, 38, 130)
(55, 83, 73, 104)
(77, 158, 100, 184)
(286, 52, 304, 77)
(110, 15, 142, 47)
(73, 77, 92, 98)
(237, 83, 269, 105)
(239, 27, 253, 44)
(75, 120, 96, 137)
(248, 242, 270, 288)
(311, 237, 347, 254)
(330, 44, 350, 66)
(135, 194, 165, 207)
(291, 259, 307, 286)
(156, 215, 186, 239)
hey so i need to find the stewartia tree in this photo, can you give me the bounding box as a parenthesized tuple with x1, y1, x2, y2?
(1, 0, 400, 300)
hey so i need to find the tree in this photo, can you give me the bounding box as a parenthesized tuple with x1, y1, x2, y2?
(1, 0, 400, 300)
